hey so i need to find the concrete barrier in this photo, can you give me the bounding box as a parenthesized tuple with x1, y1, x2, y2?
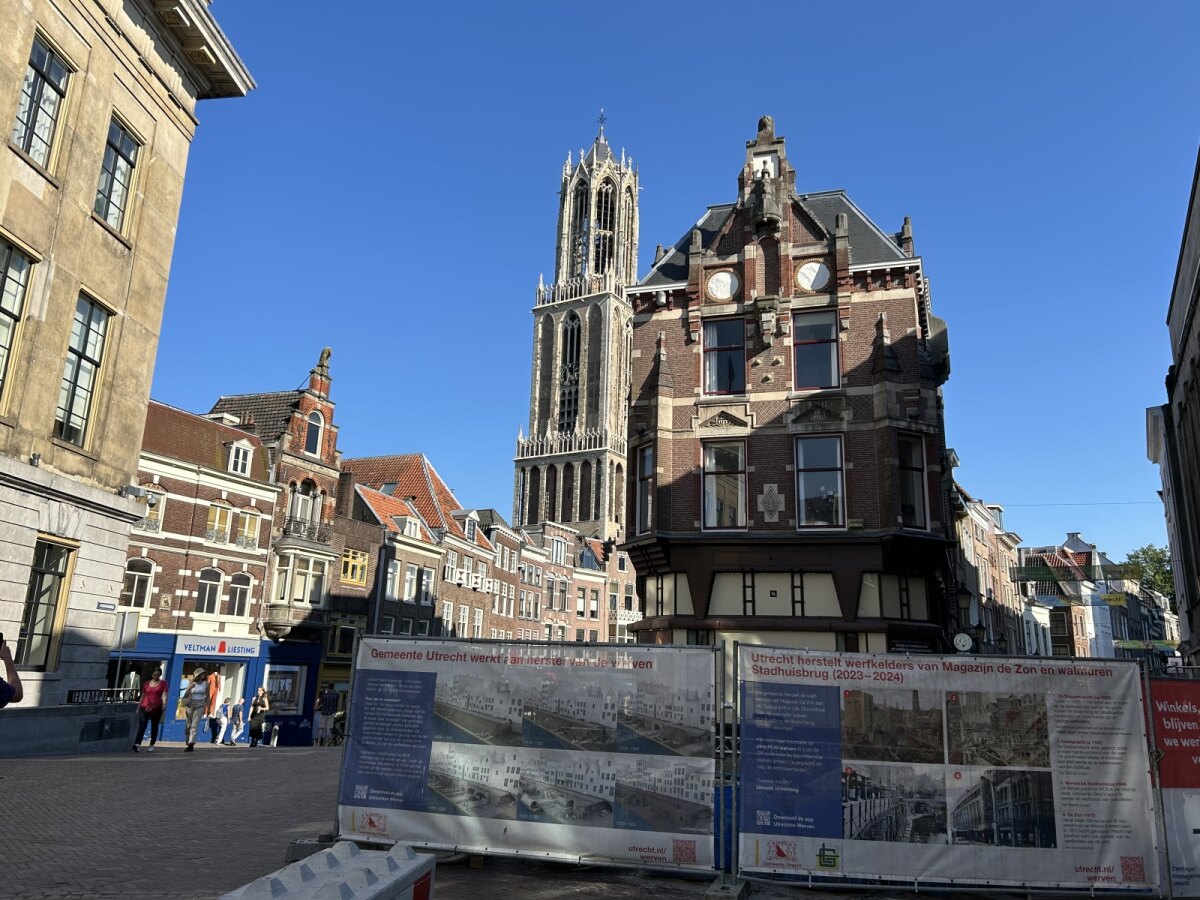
(0, 703, 137, 757)
(220, 840, 435, 900)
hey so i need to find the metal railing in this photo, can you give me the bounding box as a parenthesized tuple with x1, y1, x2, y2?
(133, 517, 161, 533)
(282, 517, 331, 543)
(67, 688, 139, 704)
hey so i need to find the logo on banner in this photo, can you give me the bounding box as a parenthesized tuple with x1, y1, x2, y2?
(764, 840, 798, 866)
(816, 843, 840, 870)
(358, 811, 388, 836)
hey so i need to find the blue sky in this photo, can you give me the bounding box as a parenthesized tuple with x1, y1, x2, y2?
(153, 1, 1200, 561)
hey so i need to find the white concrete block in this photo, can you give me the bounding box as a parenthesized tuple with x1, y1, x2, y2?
(220, 842, 434, 900)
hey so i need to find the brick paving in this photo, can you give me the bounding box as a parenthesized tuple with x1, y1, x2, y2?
(0, 743, 1004, 900)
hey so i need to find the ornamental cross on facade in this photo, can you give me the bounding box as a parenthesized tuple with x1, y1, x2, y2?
(757, 484, 785, 523)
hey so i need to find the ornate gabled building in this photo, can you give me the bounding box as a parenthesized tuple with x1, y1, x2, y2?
(621, 116, 955, 653)
(210, 350, 342, 652)
(513, 122, 638, 541)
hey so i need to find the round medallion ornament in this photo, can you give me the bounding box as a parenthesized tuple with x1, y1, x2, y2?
(796, 260, 831, 292)
(952, 632, 974, 653)
(706, 271, 739, 301)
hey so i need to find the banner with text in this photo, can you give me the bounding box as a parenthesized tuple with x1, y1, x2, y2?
(1149, 678, 1200, 896)
(737, 647, 1158, 890)
(337, 638, 716, 870)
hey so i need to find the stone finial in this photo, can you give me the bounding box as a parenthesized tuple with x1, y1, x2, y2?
(835, 213, 849, 238)
(654, 243, 666, 264)
(691, 228, 702, 252)
(314, 347, 332, 375)
(757, 114, 775, 140)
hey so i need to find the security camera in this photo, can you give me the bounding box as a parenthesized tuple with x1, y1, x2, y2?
(145, 493, 158, 509)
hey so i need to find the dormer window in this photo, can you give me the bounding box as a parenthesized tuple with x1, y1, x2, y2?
(228, 442, 252, 476)
(304, 411, 323, 455)
(465, 519, 477, 541)
(551, 538, 566, 566)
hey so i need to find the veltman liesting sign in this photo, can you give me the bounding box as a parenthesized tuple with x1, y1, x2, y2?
(174, 636, 260, 657)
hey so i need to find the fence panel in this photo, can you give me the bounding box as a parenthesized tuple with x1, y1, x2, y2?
(736, 647, 1159, 891)
(337, 638, 717, 871)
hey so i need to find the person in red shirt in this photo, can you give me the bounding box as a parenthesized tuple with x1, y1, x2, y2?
(132, 667, 168, 752)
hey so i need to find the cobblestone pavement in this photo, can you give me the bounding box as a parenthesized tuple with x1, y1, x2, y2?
(0, 743, 1007, 899)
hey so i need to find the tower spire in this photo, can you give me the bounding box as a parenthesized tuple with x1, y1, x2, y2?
(597, 107, 607, 141)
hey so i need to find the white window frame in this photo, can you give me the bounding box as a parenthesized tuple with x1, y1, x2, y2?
(228, 442, 253, 476)
(196, 568, 222, 615)
(403, 563, 418, 602)
(120, 557, 153, 609)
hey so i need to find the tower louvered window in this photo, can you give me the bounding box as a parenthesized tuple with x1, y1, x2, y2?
(570, 182, 589, 278)
(593, 180, 615, 275)
(558, 312, 581, 432)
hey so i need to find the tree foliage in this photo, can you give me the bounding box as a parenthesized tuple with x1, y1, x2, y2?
(1124, 544, 1176, 606)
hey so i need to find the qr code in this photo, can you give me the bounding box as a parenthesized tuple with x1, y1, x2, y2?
(756, 809, 771, 827)
(1121, 856, 1146, 882)
(353, 784, 368, 800)
(672, 839, 697, 864)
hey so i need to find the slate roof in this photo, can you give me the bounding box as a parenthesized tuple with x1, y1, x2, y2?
(637, 190, 906, 289)
(475, 509, 513, 532)
(208, 390, 301, 445)
(356, 486, 433, 542)
(141, 400, 270, 482)
(342, 454, 493, 553)
(640, 205, 733, 288)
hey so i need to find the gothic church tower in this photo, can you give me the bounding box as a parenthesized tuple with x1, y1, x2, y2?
(514, 120, 639, 541)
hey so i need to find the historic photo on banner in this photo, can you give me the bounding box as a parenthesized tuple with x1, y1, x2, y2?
(737, 647, 1158, 890)
(337, 639, 716, 870)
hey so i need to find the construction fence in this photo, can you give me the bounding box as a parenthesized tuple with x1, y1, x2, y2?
(334, 637, 1200, 895)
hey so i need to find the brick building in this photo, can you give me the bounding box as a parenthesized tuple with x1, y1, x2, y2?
(204, 349, 345, 741)
(0, 0, 250, 726)
(621, 116, 954, 653)
(112, 400, 279, 744)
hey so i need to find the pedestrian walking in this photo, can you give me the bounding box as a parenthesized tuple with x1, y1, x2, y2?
(314, 683, 339, 746)
(248, 686, 270, 748)
(181, 667, 211, 752)
(132, 666, 168, 752)
(216, 697, 231, 745)
(206, 668, 222, 744)
(229, 696, 245, 744)
(0, 636, 23, 708)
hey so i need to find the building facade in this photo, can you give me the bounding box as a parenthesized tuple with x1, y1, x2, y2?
(621, 116, 954, 654)
(110, 400, 297, 744)
(1160, 144, 1200, 661)
(0, 0, 251, 718)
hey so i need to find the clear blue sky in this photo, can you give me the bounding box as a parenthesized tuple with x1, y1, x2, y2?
(153, 1, 1200, 562)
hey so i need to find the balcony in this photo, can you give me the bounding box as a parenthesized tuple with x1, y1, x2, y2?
(515, 426, 626, 460)
(235, 535, 259, 550)
(282, 517, 330, 543)
(535, 272, 624, 307)
(205, 529, 228, 544)
(133, 517, 161, 533)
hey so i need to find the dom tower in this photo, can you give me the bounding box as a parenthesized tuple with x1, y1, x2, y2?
(514, 121, 639, 541)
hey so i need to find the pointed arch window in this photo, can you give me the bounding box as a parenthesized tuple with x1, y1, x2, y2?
(570, 181, 590, 278)
(558, 312, 581, 432)
(593, 179, 615, 275)
(304, 411, 323, 455)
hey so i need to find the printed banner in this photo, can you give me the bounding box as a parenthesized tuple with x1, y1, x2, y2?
(737, 648, 1158, 890)
(338, 639, 717, 870)
(1150, 678, 1200, 896)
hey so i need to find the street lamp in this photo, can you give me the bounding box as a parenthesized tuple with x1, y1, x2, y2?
(997, 633, 1009, 655)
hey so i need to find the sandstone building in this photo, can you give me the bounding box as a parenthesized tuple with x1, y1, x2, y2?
(0, 0, 251, 722)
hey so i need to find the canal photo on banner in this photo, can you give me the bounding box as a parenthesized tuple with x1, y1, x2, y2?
(737, 647, 1159, 890)
(337, 638, 717, 869)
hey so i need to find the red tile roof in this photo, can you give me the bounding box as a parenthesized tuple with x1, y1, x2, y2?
(356, 486, 433, 542)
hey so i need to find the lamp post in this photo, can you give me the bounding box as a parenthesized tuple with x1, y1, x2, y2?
(972, 622, 986, 654)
